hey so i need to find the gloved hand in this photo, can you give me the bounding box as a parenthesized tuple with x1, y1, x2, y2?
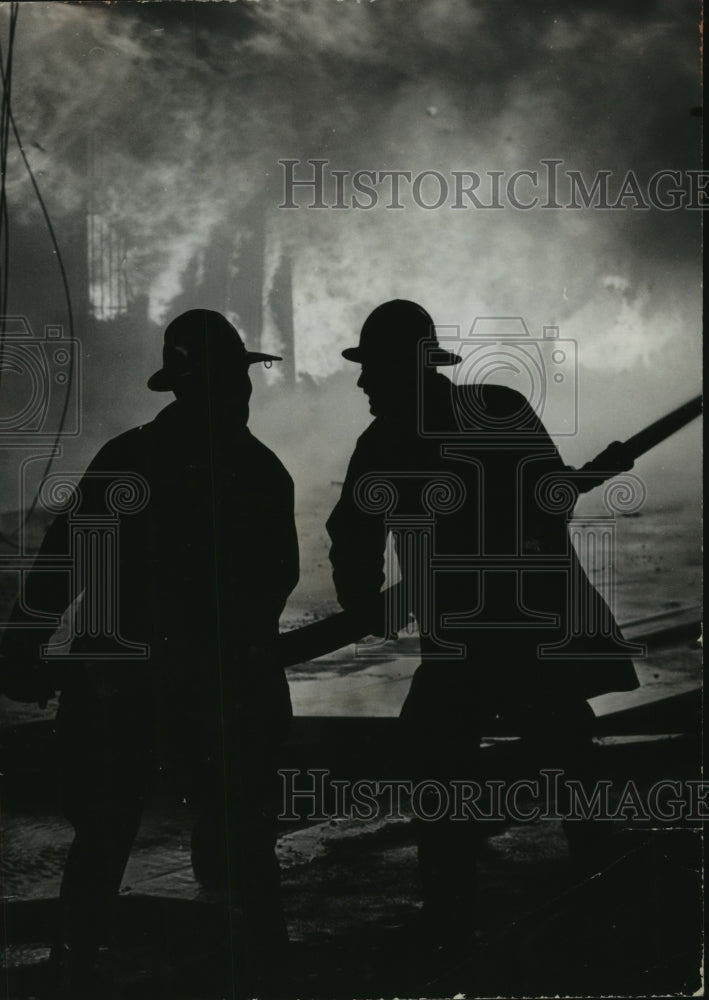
(0, 655, 55, 709)
(576, 441, 635, 493)
(585, 440, 635, 475)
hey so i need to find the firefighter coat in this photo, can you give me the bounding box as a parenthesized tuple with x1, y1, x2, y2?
(327, 373, 639, 705)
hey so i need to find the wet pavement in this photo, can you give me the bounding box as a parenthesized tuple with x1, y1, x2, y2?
(1, 803, 702, 998)
(0, 501, 702, 997)
(1, 707, 702, 998)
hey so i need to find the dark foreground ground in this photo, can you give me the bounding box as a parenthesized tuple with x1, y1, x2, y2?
(0, 522, 703, 998)
(1, 721, 703, 1000)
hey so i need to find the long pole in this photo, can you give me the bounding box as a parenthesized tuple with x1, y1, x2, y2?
(621, 395, 701, 461)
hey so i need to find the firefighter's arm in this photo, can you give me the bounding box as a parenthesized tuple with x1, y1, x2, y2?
(0, 654, 55, 707)
(569, 441, 635, 494)
(0, 506, 73, 704)
(499, 388, 634, 497)
(326, 433, 387, 620)
(246, 467, 300, 640)
(1, 513, 83, 705)
(278, 471, 300, 607)
(0, 441, 120, 702)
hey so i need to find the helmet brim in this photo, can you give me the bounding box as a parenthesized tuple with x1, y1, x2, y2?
(341, 346, 462, 366)
(147, 352, 282, 392)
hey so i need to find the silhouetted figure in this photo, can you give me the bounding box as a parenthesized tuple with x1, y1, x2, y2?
(1, 310, 299, 996)
(327, 300, 638, 951)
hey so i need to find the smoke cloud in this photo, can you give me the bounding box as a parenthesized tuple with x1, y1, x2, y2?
(0, 0, 702, 536)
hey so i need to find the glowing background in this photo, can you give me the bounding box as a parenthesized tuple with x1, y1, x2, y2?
(0, 0, 702, 548)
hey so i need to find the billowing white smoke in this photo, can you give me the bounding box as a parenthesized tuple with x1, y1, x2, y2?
(1, 0, 702, 498)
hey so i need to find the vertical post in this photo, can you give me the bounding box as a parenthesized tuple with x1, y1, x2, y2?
(261, 203, 296, 385)
(270, 250, 296, 385)
(230, 195, 266, 348)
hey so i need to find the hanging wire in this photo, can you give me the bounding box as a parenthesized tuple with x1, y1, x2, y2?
(0, 2, 20, 355)
(0, 3, 77, 548)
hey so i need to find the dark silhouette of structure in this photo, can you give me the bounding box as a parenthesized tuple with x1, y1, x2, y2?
(1, 309, 299, 996)
(327, 299, 638, 949)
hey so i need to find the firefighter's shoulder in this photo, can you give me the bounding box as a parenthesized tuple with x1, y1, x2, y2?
(454, 382, 538, 425)
(242, 430, 295, 487)
(350, 418, 397, 464)
(82, 425, 147, 473)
